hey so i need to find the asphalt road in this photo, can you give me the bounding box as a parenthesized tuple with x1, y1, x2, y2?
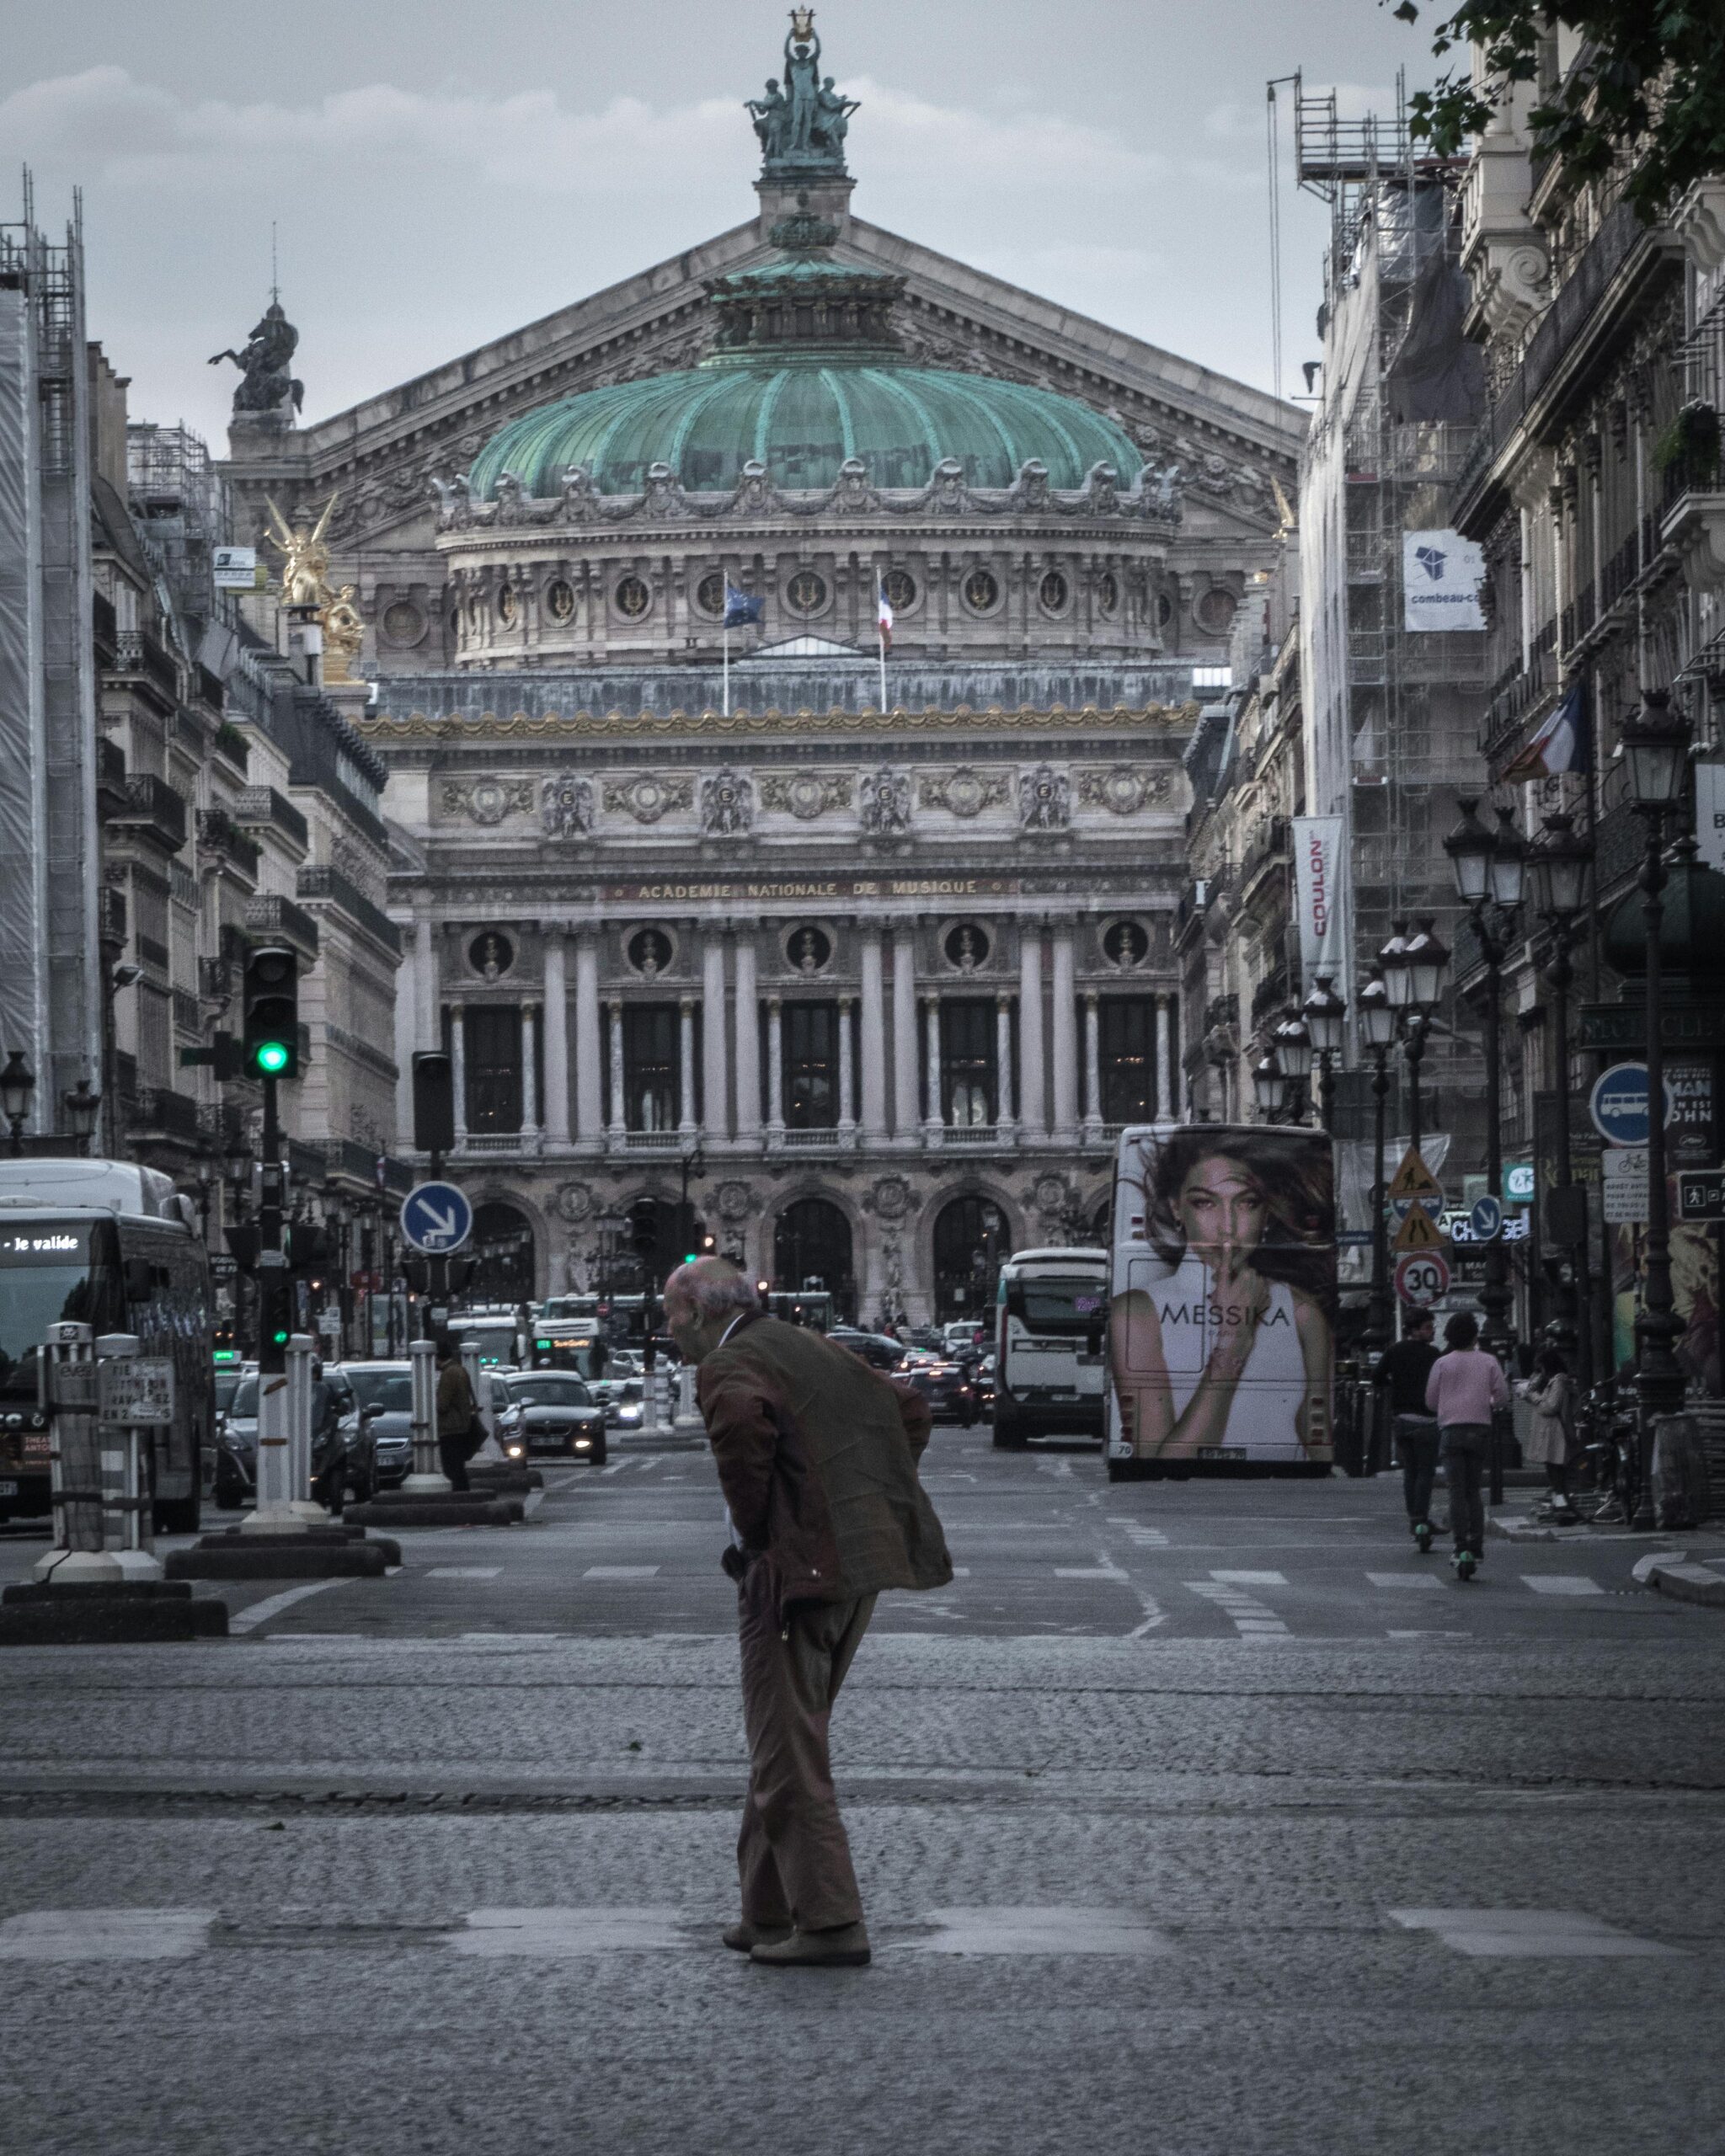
(1, 1423, 1721, 2156)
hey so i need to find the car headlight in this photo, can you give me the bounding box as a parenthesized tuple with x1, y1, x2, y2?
(505, 1441, 525, 1459)
(574, 1438, 591, 1451)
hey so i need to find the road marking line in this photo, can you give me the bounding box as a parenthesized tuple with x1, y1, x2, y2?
(1366, 1572, 1445, 1589)
(913, 1907, 1172, 1956)
(1209, 1570, 1288, 1586)
(1054, 1566, 1128, 1580)
(1386, 1630, 1472, 1640)
(1523, 1574, 1606, 1596)
(228, 1580, 350, 1635)
(426, 1567, 502, 1579)
(0, 1909, 216, 1961)
(1390, 1908, 1681, 1958)
(452, 1908, 689, 1956)
(582, 1565, 661, 1579)
(951, 1566, 971, 1577)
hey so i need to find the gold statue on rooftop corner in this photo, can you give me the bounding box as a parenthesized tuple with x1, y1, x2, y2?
(264, 492, 338, 607)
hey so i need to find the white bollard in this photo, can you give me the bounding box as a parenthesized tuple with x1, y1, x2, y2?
(32, 1323, 120, 1586)
(92, 1333, 163, 1582)
(402, 1336, 451, 1494)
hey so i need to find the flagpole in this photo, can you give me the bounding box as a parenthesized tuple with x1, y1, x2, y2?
(724, 624, 730, 719)
(879, 623, 886, 713)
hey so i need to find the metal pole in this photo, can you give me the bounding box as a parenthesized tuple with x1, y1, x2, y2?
(1634, 818, 1681, 1527)
(1547, 921, 1592, 1392)
(1367, 1048, 1393, 1354)
(403, 1335, 448, 1492)
(243, 1073, 306, 1533)
(1405, 1017, 1424, 1160)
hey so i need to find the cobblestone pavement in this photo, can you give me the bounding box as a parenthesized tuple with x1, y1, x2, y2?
(0, 1429, 1719, 2154)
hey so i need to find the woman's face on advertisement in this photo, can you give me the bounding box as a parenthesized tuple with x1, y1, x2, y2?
(1175, 1155, 1268, 1260)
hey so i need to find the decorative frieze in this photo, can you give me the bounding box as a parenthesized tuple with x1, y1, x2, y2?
(919, 767, 1011, 817)
(441, 776, 534, 825)
(603, 773, 694, 823)
(759, 771, 853, 819)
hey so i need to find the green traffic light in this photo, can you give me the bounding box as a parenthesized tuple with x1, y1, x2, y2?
(270, 1326, 290, 1345)
(254, 1039, 291, 1075)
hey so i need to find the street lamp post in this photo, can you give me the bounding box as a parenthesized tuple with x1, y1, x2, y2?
(1359, 969, 1397, 1360)
(0, 1053, 35, 1155)
(1252, 1049, 1289, 1123)
(1529, 810, 1596, 1388)
(61, 1079, 101, 1157)
(1301, 976, 1347, 1132)
(1274, 1011, 1314, 1123)
(1621, 688, 1692, 1528)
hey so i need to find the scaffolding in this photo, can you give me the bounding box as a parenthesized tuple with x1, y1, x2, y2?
(127, 420, 227, 626)
(1295, 77, 1487, 1138)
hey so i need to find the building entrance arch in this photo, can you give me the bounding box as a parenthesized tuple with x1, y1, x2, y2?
(932, 1195, 1007, 1323)
(772, 1197, 856, 1322)
(469, 1201, 537, 1303)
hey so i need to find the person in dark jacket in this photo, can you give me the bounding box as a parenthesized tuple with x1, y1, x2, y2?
(1375, 1310, 1443, 1544)
(308, 1359, 346, 1516)
(665, 1257, 952, 1970)
(434, 1336, 478, 1492)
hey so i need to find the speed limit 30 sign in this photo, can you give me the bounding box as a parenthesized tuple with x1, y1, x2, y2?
(1395, 1251, 1451, 1308)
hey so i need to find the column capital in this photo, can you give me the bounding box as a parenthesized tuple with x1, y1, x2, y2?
(838, 993, 854, 1011)
(679, 993, 696, 1013)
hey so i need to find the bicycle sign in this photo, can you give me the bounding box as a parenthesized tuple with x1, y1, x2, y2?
(1395, 1251, 1450, 1308)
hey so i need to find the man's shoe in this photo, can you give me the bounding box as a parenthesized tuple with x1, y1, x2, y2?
(750, 1921, 871, 1967)
(723, 1921, 792, 1954)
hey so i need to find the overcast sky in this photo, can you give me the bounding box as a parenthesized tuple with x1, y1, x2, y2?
(3, 1, 1435, 446)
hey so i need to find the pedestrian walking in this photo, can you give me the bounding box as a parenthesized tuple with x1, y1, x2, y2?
(1374, 1310, 1443, 1550)
(1423, 1311, 1509, 1578)
(663, 1257, 953, 1968)
(307, 1357, 346, 1516)
(434, 1335, 478, 1492)
(1519, 1348, 1577, 1523)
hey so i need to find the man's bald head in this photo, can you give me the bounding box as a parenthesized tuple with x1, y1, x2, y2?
(663, 1257, 759, 1364)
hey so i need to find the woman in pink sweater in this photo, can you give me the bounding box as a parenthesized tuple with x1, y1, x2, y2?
(1423, 1310, 1509, 1577)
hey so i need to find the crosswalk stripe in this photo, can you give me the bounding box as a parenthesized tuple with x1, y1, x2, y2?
(1390, 1908, 1680, 1957)
(1367, 1572, 1445, 1590)
(582, 1566, 661, 1579)
(1523, 1575, 1606, 1596)
(1209, 1570, 1288, 1586)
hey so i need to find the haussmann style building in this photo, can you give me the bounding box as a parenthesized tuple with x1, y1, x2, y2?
(215, 16, 1303, 1325)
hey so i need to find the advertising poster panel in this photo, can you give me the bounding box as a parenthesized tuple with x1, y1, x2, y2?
(1107, 1125, 1336, 1466)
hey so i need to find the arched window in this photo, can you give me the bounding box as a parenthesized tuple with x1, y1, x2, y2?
(469, 1202, 536, 1303)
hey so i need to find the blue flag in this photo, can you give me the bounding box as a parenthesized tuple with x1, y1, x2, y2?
(723, 584, 764, 629)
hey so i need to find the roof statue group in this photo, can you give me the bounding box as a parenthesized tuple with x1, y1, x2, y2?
(748, 9, 857, 173)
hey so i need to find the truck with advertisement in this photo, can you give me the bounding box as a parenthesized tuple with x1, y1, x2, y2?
(1104, 1124, 1336, 1480)
(990, 1247, 1109, 1449)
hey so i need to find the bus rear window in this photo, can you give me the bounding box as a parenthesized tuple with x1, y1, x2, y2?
(1014, 1278, 1108, 1329)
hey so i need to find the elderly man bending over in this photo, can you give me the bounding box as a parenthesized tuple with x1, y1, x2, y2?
(664, 1258, 952, 1967)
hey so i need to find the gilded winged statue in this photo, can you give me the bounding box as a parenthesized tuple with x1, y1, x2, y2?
(264, 493, 338, 606)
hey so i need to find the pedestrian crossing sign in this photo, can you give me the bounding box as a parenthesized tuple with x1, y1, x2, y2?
(1392, 1203, 1447, 1253)
(1388, 1148, 1444, 1205)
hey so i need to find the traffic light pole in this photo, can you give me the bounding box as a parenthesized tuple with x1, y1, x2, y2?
(243, 1074, 312, 1534)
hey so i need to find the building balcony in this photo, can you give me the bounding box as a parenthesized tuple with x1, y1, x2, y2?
(235, 784, 310, 855)
(245, 893, 321, 962)
(1659, 490, 1725, 596)
(107, 771, 187, 853)
(126, 1085, 202, 1149)
(110, 628, 181, 712)
(297, 864, 402, 957)
(196, 808, 263, 882)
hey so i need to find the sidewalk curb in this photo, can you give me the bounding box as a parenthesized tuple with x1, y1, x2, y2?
(1635, 1554, 1725, 1609)
(1485, 1510, 1663, 1544)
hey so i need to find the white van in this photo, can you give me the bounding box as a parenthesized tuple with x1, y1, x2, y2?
(991, 1247, 1109, 1449)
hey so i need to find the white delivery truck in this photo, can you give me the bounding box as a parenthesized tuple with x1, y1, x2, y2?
(990, 1246, 1110, 1450)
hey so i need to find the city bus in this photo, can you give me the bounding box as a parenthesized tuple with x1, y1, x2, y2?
(0, 1158, 213, 1529)
(1104, 1124, 1335, 1481)
(991, 1247, 1109, 1450)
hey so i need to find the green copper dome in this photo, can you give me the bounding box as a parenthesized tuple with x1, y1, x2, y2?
(466, 359, 1144, 500)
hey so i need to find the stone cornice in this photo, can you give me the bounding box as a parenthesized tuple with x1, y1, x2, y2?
(360, 701, 1197, 744)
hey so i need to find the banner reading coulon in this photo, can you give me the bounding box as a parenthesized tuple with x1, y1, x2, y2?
(1291, 814, 1346, 985)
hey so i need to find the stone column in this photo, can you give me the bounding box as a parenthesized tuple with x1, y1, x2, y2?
(996, 993, 1015, 1137)
(734, 934, 761, 1139)
(607, 1001, 625, 1139)
(893, 925, 919, 1139)
(574, 933, 601, 1143)
(923, 994, 943, 1139)
(838, 995, 856, 1138)
(521, 1001, 539, 1136)
(542, 928, 570, 1146)
(1155, 993, 1172, 1123)
(678, 997, 697, 1134)
(859, 928, 886, 1141)
(414, 901, 436, 1047)
(1017, 924, 1045, 1138)
(449, 1001, 467, 1144)
(394, 921, 417, 1144)
(1083, 992, 1103, 1138)
(1050, 924, 1077, 1138)
(766, 996, 785, 1137)
(702, 929, 728, 1140)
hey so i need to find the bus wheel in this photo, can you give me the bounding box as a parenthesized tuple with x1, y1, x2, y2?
(992, 1417, 1028, 1451)
(154, 1494, 200, 1536)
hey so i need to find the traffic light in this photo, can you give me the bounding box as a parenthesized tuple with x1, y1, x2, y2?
(683, 1219, 714, 1263)
(412, 1051, 455, 1156)
(242, 944, 299, 1080)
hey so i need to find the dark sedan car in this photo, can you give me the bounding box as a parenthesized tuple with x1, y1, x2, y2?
(490, 1372, 609, 1463)
(901, 1353, 979, 1427)
(827, 1328, 908, 1371)
(329, 1363, 415, 1495)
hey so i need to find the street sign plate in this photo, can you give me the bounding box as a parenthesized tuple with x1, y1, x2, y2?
(1469, 1195, 1503, 1242)
(1396, 1251, 1450, 1307)
(1601, 1147, 1650, 1225)
(1387, 1148, 1444, 1204)
(1589, 1063, 1674, 1148)
(99, 1357, 175, 1426)
(1337, 1230, 1374, 1247)
(1504, 1160, 1535, 1204)
(399, 1181, 473, 1255)
(1393, 1204, 1446, 1253)
(1677, 1170, 1725, 1223)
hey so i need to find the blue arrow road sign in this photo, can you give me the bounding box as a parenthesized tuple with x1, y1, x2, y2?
(1469, 1195, 1503, 1242)
(400, 1181, 473, 1254)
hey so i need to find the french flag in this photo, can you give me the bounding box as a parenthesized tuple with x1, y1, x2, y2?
(1504, 680, 1589, 781)
(877, 579, 894, 653)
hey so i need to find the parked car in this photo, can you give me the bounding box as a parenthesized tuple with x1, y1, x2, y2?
(214, 1375, 259, 1508)
(827, 1327, 908, 1371)
(490, 1370, 609, 1463)
(902, 1354, 979, 1427)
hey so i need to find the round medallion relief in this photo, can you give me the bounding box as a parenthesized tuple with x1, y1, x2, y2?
(1196, 585, 1237, 634)
(882, 568, 916, 612)
(962, 566, 1000, 613)
(786, 924, 833, 974)
(1039, 569, 1069, 614)
(787, 568, 827, 616)
(382, 600, 425, 645)
(1156, 591, 1173, 627)
(615, 575, 651, 619)
(468, 930, 515, 980)
(498, 584, 518, 627)
(696, 571, 726, 618)
(546, 579, 576, 623)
